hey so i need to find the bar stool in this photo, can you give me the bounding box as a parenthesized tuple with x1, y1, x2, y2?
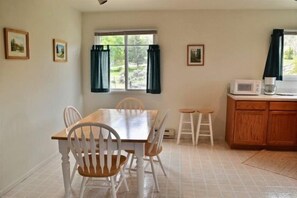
(196, 109, 214, 146)
(177, 109, 195, 145)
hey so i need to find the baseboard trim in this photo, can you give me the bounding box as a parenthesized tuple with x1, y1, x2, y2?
(0, 152, 59, 196)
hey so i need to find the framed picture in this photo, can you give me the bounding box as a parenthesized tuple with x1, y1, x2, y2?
(3, 28, 30, 59)
(53, 39, 67, 62)
(187, 44, 204, 66)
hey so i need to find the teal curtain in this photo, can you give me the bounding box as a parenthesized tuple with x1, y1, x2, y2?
(91, 45, 110, 92)
(147, 45, 161, 94)
(263, 29, 284, 80)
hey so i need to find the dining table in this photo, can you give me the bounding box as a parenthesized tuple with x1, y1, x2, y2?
(51, 108, 158, 198)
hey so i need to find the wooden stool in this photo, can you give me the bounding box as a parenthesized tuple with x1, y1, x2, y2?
(177, 109, 195, 145)
(196, 109, 214, 146)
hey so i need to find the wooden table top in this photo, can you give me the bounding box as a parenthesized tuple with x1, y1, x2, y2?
(51, 108, 158, 142)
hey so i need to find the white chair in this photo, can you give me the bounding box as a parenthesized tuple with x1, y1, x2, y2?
(64, 106, 82, 128)
(115, 97, 145, 110)
(63, 106, 82, 184)
(176, 108, 196, 145)
(126, 111, 168, 192)
(68, 122, 129, 198)
(196, 109, 214, 146)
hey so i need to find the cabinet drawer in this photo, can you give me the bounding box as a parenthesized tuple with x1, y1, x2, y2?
(236, 101, 267, 110)
(269, 102, 297, 111)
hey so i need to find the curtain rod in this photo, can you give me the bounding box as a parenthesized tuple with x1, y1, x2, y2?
(95, 29, 157, 33)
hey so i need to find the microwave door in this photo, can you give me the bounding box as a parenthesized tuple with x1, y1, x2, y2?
(238, 83, 252, 92)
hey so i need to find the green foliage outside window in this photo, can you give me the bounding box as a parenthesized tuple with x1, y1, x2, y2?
(284, 47, 294, 60)
(99, 34, 153, 90)
(283, 35, 297, 76)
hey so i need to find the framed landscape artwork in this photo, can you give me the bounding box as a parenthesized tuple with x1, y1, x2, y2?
(187, 44, 204, 66)
(53, 39, 67, 62)
(3, 28, 30, 59)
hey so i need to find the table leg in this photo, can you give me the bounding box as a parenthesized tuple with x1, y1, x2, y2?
(134, 143, 145, 198)
(58, 140, 71, 198)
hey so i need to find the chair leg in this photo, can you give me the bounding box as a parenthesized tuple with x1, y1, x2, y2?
(150, 157, 160, 192)
(156, 155, 167, 176)
(110, 176, 117, 198)
(121, 169, 129, 192)
(128, 154, 135, 173)
(177, 113, 184, 144)
(70, 162, 77, 184)
(190, 113, 195, 145)
(195, 113, 202, 145)
(79, 177, 87, 198)
(124, 153, 131, 171)
(143, 159, 150, 171)
(209, 113, 214, 146)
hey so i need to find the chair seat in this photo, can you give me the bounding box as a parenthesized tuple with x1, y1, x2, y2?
(126, 143, 162, 156)
(78, 154, 127, 177)
(179, 109, 195, 113)
(196, 109, 214, 114)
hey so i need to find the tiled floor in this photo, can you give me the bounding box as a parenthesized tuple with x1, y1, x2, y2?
(3, 139, 297, 198)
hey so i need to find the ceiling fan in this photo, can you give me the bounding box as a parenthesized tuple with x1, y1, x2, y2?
(98, 0, 108, 5)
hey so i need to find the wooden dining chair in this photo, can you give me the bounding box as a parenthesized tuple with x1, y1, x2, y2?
(115, 97, 145, 110)
(63, 106, 82, 184)
(67, 122, 129, 198)
(126, 111, 168, 192)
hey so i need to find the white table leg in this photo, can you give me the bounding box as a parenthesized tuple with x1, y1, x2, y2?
(58, 140, 71, 198)
(134, 143, 145, 198)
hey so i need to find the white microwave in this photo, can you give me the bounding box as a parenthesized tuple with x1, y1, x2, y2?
(230, 79, 261, 95)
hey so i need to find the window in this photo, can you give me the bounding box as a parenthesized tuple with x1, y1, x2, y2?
(283, 32, 297, 80)
(94, 30, 156, 91)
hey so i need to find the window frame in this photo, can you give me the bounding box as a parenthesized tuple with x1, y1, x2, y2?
(283, 30, 297, 81)
(94, 30, 157, 91)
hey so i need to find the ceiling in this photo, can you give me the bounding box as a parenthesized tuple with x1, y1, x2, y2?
(64, 0, 297, 12)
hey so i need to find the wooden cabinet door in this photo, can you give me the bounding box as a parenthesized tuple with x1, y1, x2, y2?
(267, 111, 297, 146)
(233, 110, 267, 145)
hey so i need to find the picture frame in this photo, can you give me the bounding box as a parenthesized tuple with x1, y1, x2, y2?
(187, 44, 204, 66)
(53, 39, 67, 62)
(3, 28, 30, 59)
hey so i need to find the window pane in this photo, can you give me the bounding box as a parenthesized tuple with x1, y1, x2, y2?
(283, 35, 297, 76)
(110, 46, 125, 89)
(128, 34, 154, 45)
(100, 35, 124, 45)
(96, 33, 154, 91)
(127, 46, 148, 89)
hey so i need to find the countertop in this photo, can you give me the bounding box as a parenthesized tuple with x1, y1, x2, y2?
(227, 93, 297, 101)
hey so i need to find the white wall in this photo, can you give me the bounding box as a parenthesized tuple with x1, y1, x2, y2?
(0, 0, 82, 194)
(82, 10, 297, 139)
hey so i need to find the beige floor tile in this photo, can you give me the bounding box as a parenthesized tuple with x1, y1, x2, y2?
(2, 139, 297, 198)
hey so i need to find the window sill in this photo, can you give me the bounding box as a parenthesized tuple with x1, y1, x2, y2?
(109, 90, 147, 95)
(283, 75, 297, 81)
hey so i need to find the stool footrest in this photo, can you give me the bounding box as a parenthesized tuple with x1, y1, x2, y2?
(198, 130, 211, 133)
(198, 134, 211, 137)
(180, 132, 194, 135)
(200, 123, 210, 125)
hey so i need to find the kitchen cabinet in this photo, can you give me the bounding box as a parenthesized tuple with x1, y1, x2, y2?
(267, 102, 297, 146)
(233, 110, 267, 145)
(226, 95, 297, 149)
(225, 97, 268, 148)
